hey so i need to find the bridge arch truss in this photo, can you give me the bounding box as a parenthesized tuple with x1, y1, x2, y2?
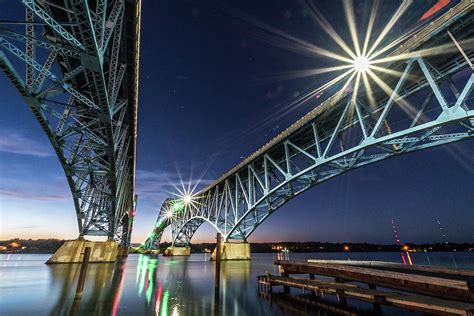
(143, 1, 474, 249)
(0, 0, 141, 245)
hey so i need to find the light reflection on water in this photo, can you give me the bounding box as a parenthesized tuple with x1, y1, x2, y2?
(0, 252, 473, 315)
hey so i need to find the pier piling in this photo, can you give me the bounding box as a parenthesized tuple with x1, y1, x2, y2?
(75, 246, 91, 296)
(214, 233, 221, 300)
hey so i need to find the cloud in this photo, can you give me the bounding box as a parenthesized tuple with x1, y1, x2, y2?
(0, 189, 68, 201)
(0, 132, 54, 157)
(15, 225, 40, 229)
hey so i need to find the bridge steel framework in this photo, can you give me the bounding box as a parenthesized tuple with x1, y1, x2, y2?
(0, 0, 141, 246)
(141, 1, 474, 251)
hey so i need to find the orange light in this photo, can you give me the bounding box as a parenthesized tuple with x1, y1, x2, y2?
(10, 242, 20, 248)
(343, 245, 350, 252)
(402, 245, 409, 251)
(406, 251, 413, 266)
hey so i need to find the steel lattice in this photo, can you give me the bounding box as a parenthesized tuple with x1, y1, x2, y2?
(143, 2, 473, 250)
(0, 0, 141, 246)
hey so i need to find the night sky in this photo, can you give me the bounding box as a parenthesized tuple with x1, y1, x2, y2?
(0, 0, 472, 244)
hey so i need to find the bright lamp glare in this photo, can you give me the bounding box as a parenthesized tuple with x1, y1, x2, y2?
(353, 56, 370, 73)
(166, 210, 173, 218)
(183, 194, 192, 204)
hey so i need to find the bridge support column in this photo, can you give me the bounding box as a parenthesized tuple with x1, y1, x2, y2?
(46, 239, 118, 264)
(164, 246, 191, 256)
(211, 242, 251, 261)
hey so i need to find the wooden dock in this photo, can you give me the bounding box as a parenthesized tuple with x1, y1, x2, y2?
(257, 260, 474, 315)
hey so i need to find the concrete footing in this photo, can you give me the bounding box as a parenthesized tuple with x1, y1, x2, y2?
(46, 240, 118, 264)
(164, 246, 191, 256)
(211, 242, 251, 261)
(117, 246, 129, 257)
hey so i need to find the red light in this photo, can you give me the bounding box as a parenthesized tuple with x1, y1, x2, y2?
(420, 0, 450, 21)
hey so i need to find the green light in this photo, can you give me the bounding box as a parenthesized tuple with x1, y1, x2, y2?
(146, 278, 153, 303)
(173, 200, 184, 212)
(139, 256, 149, 295)
(136, 255, 143, 282)
(146, 261, 156, 305)
(146, 264, 153, 300)
(160, 290, 169, 316)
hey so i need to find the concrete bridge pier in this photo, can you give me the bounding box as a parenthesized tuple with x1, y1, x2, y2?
(211, 242, 251, 261)
(164, 246, 191, 256)
(117, 246, 129, 257)
(46, 239, 119, 264)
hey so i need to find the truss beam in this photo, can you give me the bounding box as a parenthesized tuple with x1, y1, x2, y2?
(0, 0, 141, 245)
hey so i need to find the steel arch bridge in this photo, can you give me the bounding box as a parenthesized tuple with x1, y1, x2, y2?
(142, 1, 474, 250)
(0, 0, 141, 246)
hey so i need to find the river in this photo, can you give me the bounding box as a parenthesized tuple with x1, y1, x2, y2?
(0, 252, 472, 315)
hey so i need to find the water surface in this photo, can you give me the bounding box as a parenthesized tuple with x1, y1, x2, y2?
(0, 252, 472, 315)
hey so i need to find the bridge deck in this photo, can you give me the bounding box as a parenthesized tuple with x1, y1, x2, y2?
(124, 0, 141, 189)
(147, 0, 473, 247)
(44, 0, 141, 180)
(200, 0, 474, 194)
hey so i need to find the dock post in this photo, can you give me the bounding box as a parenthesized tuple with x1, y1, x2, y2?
(70, 246, 91, 315)
(335, 277, 347, 306)
(214, 233, 221, 301)
(309, 273, 317, 297)
(369, 284, 383, 313)
(281, 269, 290, 294)
(269, 279, 273, 296)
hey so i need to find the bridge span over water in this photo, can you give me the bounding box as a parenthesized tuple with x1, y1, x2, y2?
(142, 1, 474, 257)
(0, 0, 141, 257)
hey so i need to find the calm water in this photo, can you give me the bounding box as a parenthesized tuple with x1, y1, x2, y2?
(0, 252, 473, 315)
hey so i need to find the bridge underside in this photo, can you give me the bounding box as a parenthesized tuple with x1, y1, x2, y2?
(0, 0, 141, 248)
(141, 1, 474, 251)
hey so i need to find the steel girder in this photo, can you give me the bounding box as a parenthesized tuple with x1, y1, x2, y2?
(145, 2, 474, 248)
(169, 63, 473, 245)
(0, 0, 141, 245)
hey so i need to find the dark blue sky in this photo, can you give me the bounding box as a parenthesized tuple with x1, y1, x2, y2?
(0, 0, 472, 243)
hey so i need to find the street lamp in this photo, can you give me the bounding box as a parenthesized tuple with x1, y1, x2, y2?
(183, 194, 192, 204)
(353, 56, 370, 73)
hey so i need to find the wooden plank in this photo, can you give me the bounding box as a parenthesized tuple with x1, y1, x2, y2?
(266, 274, 474, 315)
(307, 259, 474, 280)
(271, 293, 361, 316)
(279, 260, 469, 289)
(275, 260, 474, 302)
